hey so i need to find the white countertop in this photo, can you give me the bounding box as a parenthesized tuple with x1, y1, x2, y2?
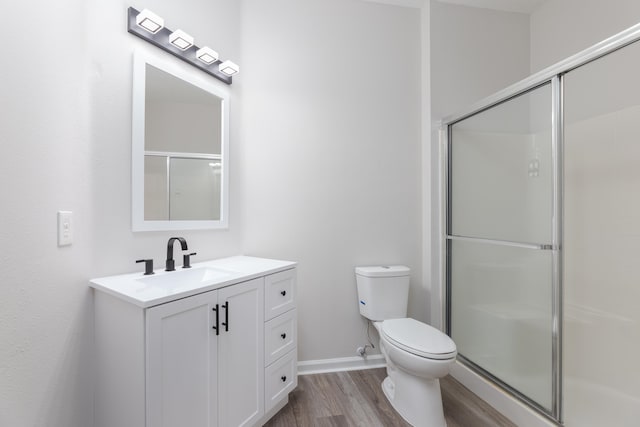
(90, 255, 296, 308)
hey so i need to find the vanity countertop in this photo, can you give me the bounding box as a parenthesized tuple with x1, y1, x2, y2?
(89, 255, 296, 308)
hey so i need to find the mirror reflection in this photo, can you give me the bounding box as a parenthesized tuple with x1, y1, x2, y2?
(143, 156, 222, 221)
(132, 51, 229, 231)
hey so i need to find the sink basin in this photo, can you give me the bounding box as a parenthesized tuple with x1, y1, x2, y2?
(136, 267, 236, 290)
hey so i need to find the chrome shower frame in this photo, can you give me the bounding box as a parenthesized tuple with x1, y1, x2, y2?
(438, 21, 640, 425)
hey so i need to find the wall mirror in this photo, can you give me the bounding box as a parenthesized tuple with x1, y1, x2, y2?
(132, 50, 229, 231)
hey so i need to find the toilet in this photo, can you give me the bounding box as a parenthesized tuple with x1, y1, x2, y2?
(355, 265, 457, 427)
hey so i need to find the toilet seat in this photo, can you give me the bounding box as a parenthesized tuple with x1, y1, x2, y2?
(381, 318, 457, 360)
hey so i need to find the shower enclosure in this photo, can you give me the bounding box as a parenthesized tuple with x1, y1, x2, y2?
(442, 24, 640, 426)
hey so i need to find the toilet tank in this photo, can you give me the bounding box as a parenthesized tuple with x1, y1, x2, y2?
(355, 265, 410, 321)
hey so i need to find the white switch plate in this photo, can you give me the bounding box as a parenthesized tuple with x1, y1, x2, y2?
(58, 211, 73, 246)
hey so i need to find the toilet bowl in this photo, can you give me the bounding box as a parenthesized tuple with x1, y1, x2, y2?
(355, 266, 457, 427)
(374, 319, 456, 427)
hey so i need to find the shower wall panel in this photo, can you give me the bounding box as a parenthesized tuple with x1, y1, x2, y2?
(563, 39, 640, 427)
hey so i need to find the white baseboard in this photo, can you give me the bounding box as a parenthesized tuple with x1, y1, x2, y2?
(297, 354, 386, 375)
(450, 361, 556, 427)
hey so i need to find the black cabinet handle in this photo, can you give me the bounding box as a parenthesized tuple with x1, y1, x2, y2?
(280, 290, 287, 296)
(281, 333, 287, 339)
(281, 376, 287, 382)
(221, 301, 229, 332)
(212, 304, 219, 336)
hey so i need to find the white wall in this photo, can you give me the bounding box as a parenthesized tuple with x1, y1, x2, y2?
(0, 0, 242, 426)
(430, 0, 531, 120)
(238, 0, 423, 361)
(0, 1, 92, 425)
(421, 2, 434, 331)
(0, 0, 422, 425)
(530, 0, 640, 72)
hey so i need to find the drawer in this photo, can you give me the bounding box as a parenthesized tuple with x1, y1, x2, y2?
(265, 349, 297, 413)
(264, 269, 296, 320)
(265, 309, 297, 366)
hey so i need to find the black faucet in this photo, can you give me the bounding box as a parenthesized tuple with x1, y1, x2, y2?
(166, 237, 188, 271)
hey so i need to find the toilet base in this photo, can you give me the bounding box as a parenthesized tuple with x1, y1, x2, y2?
(370, 320, 454, 427)
(381, 371, 447, 427)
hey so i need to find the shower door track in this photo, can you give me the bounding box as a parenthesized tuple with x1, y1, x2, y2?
(440, 21, 640, 426)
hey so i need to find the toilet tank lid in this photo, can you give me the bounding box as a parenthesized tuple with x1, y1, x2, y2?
(355, 265, 410, 277)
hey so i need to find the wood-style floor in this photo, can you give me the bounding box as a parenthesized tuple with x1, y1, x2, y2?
(264, 368, 516, 427)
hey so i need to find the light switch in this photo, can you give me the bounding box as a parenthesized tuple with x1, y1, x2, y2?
(58, 211, 73, 246)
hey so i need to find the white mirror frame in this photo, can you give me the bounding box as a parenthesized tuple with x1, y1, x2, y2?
(132, 50, 230, 231)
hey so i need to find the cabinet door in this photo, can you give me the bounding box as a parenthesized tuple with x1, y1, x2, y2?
(217, 278, 265, 427)
(146, 291, 218, 427)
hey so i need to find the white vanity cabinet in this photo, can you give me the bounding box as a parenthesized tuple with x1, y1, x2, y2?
(146, 278, 264, 427)
(91, 256, 296, 427)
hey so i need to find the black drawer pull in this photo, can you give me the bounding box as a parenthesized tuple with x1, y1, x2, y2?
(281, 376, 287, 382)
(281, 333, 287, 339)
(280, 290, 287, 296)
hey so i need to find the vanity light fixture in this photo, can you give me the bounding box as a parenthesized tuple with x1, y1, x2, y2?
(135, 9, 164, 34)
(196, 47, 219, 65)
(169, 29, 194, 51)
(219, 60, 240, 76)
(127, 7, 238, 85)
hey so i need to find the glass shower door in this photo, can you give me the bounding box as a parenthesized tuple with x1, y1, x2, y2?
(447, 82, 559, 416)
